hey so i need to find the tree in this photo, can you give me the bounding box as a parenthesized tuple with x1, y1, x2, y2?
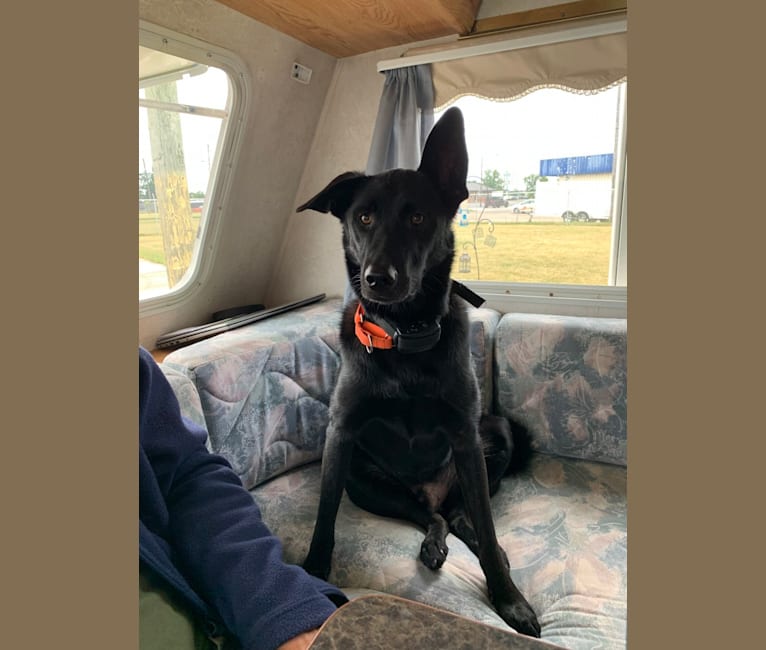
(482, 169, 505, 191)
(145, 81, 196, 287)
(523, 174, 547, 198)
(139, 171, 156, 199)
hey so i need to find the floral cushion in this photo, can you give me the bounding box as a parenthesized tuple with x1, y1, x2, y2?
(162, 299, 344, 490)
(161, 304, 629, 648)
(468, 306, 501, 413)
(495, 313, 627, 466)
(252, 453, 626, 649)
(160, 363, 210, 451)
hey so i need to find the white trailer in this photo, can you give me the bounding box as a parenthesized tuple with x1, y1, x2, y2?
(534, 174, 614, 222)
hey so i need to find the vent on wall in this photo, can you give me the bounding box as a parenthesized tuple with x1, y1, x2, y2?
(291, 62, 312, 84)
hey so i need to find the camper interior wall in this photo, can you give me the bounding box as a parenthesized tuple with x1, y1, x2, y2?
(138, 0, 456, 350)
(263, 47, 388, 307)
(138, 0, 337, 349)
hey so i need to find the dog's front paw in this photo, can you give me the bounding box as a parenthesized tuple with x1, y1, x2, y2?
(419, 536, 449, 570)
(302, 551, 332, 581)
(495, 597, 541, 638)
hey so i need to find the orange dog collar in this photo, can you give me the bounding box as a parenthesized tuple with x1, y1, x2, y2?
(353, 303, 442, 354)
(354, 303, 395, 352)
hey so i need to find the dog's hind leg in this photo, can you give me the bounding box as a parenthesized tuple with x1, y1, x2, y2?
(441, 415, 517, 566)
(346, 458, 451, 569)
(444, 505, 510, 571)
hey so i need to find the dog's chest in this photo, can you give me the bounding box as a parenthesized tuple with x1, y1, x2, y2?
(354, 397, 455, 482)
(355, 349, 450, 398)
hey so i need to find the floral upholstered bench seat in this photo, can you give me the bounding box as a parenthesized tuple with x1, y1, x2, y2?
(161, 298, 627, 649)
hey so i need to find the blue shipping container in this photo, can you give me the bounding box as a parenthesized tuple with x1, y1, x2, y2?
(540, 153, 613, 177)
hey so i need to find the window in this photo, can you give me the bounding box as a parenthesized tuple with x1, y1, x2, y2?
(437, 81, 626, 288)
(139, 22, 247, 304)
(412, 15, 628, 317)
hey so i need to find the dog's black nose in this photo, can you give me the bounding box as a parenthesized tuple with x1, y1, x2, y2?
(365, 266, 398, 289)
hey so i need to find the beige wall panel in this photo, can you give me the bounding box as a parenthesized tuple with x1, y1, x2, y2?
(138, 0, 336, 349)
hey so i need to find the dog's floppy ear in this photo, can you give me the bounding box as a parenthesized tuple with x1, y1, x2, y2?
(417, 107, 469, 214)
(296, 171, 368, 219)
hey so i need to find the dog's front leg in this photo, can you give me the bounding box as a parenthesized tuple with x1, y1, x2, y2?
(451, 428, 541, 638)
(303, 417, 355, 581)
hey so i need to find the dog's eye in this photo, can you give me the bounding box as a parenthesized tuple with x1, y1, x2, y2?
(411, 213, 424, 225)
(358, 213, 373, 226)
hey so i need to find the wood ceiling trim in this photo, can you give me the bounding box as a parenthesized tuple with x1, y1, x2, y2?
(212, 0, 481, 58)
(466, 0, 627, 38)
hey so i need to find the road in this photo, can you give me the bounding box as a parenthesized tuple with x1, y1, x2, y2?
(139, 258, 170, 299)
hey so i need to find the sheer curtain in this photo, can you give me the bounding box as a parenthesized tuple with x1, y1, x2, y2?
(365, 64, 435, 174)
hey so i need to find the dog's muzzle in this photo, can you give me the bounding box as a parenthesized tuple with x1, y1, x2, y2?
(364, 264, 398, 290)
(361, 264, 410, 303)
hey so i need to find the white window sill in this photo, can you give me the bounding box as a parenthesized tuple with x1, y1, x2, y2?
(463, 281, 627, 319)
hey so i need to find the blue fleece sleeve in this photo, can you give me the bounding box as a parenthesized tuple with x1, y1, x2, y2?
(139, 347, 345, 650)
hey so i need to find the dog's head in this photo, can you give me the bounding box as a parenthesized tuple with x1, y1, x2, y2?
(297, 107, 468, 305)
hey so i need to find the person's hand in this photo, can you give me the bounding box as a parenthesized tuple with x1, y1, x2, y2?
(276, 628, 320, 650)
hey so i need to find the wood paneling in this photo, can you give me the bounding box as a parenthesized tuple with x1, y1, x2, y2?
(213, 0, 481, 57)
(467, 0, 627, 38)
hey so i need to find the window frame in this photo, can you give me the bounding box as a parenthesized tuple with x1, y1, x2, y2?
(459, 81, 627, 319)
(138, 20, 250, 314)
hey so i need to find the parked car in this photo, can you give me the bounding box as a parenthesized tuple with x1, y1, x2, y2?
(484, 195, 508, 208)
(513, 199, 535, 214)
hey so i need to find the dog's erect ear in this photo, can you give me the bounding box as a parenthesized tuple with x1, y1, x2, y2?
(296, 172, 368, 219)
(417, 107, 469, 214)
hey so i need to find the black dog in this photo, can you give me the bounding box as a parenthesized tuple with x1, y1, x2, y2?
(297, 107, 540, 637)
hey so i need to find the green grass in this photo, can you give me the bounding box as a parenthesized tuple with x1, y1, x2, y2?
(139, 213, 612, 285)
(453, 221, 612, 284)
(139, 213, 200, 264)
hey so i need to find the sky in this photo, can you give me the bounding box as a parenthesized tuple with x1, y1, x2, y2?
(436, 84, 624, 191)
(139, 66, 229, 194)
